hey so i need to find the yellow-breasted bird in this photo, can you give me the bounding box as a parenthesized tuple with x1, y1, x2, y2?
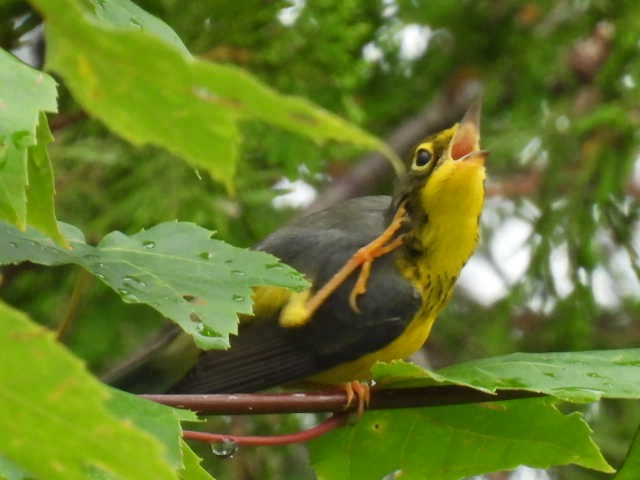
(170, 101, 487, 398)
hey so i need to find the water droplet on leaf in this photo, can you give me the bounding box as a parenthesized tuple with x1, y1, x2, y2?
(8, 241, 17, 248)
(117, 288, 140, 303)
(123, 275, 147, 289)
(142, 240, 156, 249)
(232, 294, 245, 302)
(231, 270, 247, 277)
(199, 252, 213, 260)
(211, 438, 238, 458)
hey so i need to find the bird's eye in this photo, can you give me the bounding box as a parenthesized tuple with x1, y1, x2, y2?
(414, 148, 432, 168)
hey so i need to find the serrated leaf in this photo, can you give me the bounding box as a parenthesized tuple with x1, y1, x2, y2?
(26, 113, 67, 246)
(0, 220, 309, 349)
(309, 398, 613, 480)
(180, 442, 215, 480)
(0, 50, 65, 245)
(0, 301, 178, 480)
(29, 0, 397, 190)
(373, 349, 640, 403)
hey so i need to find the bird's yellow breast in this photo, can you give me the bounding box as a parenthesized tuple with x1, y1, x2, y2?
(308, 157, 485, 384)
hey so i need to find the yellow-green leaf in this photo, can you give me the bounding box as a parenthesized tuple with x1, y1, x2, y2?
(30, 0, 399, 190)
(0, 301, 178, 480)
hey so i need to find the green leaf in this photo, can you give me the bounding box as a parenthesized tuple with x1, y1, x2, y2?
(180, 442, 215, 480)
(615, 425, 640, 479)
(30, 0, 397, 190)
(0, 49, 61, 239)
(105, 389, 198, 470)
(309, 398, 613, 480)
(92, 0, 188, 54)
(26, 113, 67, 247)
(0, 220, 309, 349)
(373, 349, 640, 403)
(0, 301, 178, 480)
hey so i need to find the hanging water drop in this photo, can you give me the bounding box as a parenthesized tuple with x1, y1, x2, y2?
(210, 438, 238, 458)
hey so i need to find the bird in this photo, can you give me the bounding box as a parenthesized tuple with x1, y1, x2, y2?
(167, 100, 488, 410)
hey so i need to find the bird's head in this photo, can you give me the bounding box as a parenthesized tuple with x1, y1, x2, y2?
(397, 100, 487, 229)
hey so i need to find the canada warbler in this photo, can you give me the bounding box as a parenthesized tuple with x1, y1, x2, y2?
(170, 101, 487, 396)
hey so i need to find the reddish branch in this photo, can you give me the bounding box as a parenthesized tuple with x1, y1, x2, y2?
(183, 413, 349, 446)
(142, 386, 542, 415)
(143, 386, 544, 446)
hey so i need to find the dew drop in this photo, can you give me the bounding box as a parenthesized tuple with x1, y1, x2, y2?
(142, 240, 156, 249)
(8, 241, 17, 248)
(117, 288, 140, 303)
(266, 263, 284, 270)
(231, 270, 247, 277)
(232, 294, 245, 302)
(96, 273, 106, 280)
(211, 438, 238, 458)
(199, 252, 213, 260)
(123, 275, 147, 289)
(130, 18, 143, 29)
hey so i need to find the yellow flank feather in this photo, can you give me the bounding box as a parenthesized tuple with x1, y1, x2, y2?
(309, 125, 486, 384)
(246, 286, 292, 323)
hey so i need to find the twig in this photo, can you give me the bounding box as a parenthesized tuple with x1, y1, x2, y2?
(50, 111, 87, 131)
(183, 413, 348, 446)
(56, 268, 93, 340)
(141, 385, 544, 415)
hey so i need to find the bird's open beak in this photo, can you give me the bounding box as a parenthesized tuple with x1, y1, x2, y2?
(449, 98, 488, 165)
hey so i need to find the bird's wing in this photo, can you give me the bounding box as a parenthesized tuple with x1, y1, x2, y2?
(170, 196, 422, 393)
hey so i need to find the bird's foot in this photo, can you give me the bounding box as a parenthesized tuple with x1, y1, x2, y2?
(343, 380, 371, 417)
(301, 203, 408, 319)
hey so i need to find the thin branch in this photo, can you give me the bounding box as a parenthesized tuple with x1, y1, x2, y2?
(183, 413, 348, 446)
(141, 385, 544, 415)
(56, 268, 93, 340)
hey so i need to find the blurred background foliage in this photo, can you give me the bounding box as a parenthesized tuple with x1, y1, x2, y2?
(2, 0, 640, 478)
